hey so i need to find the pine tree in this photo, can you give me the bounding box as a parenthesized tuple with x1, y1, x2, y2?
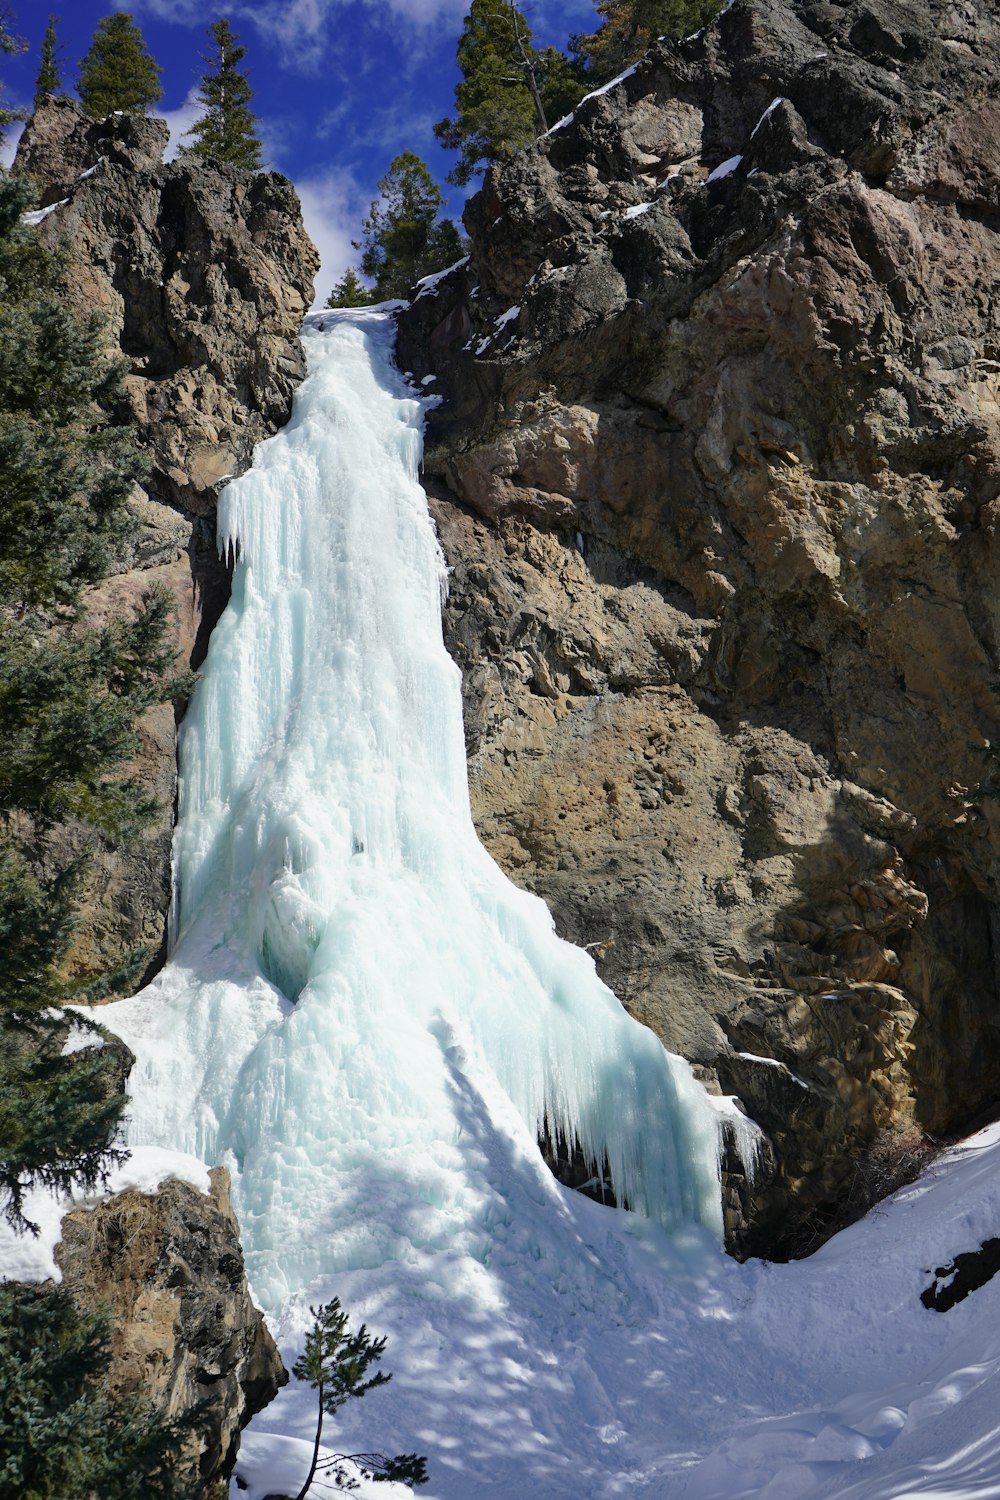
(0, 1285, 187, 1499)
(33, 14, 64, 110)
(573, 0, 723, 84)
(0, 174, 186, 1495)
(0, 172, 183, 1234)
(184, 17, 263, 171)
(325, 267, 373, 309)
(77, 12, 162, 120)
(292, 1299, 428, 1499)
(356, 152, 464, 302)
(0, 8, 26, 145)
(435, 0, 586, 186)
(537, 45, 588, 125)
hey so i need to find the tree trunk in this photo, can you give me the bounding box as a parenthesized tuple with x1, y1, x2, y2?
(293, 1384, 325, 1500)
(507, 0, 548, 134)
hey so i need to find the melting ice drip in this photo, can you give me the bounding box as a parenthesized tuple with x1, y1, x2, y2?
(103, 310, 750, 1313)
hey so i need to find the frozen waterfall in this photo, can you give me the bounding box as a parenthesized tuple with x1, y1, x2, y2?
(98, 308, 755, 1493)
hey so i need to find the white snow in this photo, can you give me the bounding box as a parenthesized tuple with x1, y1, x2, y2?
(545, 63, 638, 135)
(413, 257, 470, 301)
(16, 303, 1000, 1500)
(493, 303, 520, 328)
(21, 198, 69, 225)
(751, 96, 786, 137)
(237, 1118, 1000, 1499)
(0, 1147, 211, 1285)
(61, 1020, 106, 1055)
(624, 201, 653, 219)
(707, 155, 743, 183)
(736, 1050, 810, 1088)
(77, 161, 102, 180)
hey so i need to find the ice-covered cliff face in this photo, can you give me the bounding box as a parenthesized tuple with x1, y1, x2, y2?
(101, 310, 747, 1316)
(12, 98, 319, 995)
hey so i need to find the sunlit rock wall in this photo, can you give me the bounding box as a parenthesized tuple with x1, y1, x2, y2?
(397, 0, 1000, 1256)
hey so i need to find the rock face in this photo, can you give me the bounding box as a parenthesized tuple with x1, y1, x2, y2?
(56, 1168, 287, 1495)
(398, 0, 1000, 1254)
(14, 100, 319, 984)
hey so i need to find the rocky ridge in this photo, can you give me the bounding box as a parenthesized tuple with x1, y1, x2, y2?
(398, 0, 1000, 1254)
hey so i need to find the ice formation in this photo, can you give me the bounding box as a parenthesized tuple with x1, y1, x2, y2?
(100, 309, 746, 1313)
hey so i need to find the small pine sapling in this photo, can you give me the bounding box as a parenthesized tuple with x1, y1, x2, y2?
(292, 1298, 428, 1497)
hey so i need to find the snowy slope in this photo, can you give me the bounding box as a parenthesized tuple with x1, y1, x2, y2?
(229, 1121, 1000, 1500)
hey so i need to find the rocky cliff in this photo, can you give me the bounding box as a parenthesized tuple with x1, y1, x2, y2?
(398, 0, 1000, 1254)
(13, 98, 319, 984)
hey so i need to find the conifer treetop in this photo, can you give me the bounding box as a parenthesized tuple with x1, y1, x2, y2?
(184, 17, 264, 171)
(572, 0, 724, 83)
(326, 267, 374, 309)
(435, 0, 585, 186)
(33, 14, 64, 111)
(77, 11, 163, 119)
(356, 151, 464, 301)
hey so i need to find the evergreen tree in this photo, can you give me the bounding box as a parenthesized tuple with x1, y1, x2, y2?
(325, 267, 373, 309)
(537, 45, 588, 124)
(356, 152, 464, 301)
(184, 17, 263, 170)
(0, 1284, 186, 1499)
(0, 171, 183, 1234)
(573, 0, 723, 84)
(77, 12, 162, 119)
(292, 1299, 428, 1499)
(0, 8, 26, 146)
(33, 14, 64, 110)
(435, 0, 586, 186)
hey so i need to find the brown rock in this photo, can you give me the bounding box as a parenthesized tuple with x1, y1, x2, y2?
(55, 1168, 286, 1495)
(400, 0, 1000, 1254)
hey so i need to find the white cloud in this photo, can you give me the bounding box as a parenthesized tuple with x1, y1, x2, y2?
(295, 168, 370, 308)
(125, 0, 468, 71)
(156, 87, 205, 161)
(1, 121, 24, 171)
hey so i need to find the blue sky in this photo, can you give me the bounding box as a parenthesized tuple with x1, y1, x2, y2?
(6, 0, 596, 302)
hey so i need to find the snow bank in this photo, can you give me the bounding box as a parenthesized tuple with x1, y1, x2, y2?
(0, 1147, 211, 1285)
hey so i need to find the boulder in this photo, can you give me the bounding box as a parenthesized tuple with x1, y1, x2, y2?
(55, 1169, 287, 1496)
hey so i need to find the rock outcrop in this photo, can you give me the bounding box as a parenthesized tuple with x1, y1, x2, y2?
(398, 0, 1000, 1254)
(13, 100, 319, 984)
(56, 1168, 286, 1496)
